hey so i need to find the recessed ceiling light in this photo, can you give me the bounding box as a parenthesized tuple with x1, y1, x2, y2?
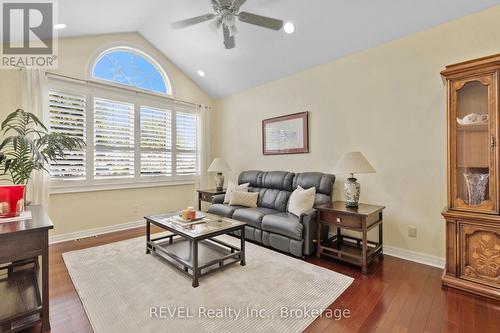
(197, 70, 205, 77)
(284, 22, 295, 34)
(54, 23, 67, 30)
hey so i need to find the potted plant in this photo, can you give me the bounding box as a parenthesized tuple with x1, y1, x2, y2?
(0, 109, 85, 217)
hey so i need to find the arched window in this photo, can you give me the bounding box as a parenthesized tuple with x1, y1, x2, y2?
(92, 48, 171, 95)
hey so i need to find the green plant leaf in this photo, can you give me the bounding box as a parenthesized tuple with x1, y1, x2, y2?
(0, 108, 86, 184)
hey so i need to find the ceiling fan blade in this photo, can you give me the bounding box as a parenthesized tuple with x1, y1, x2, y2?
(223, 24, 235, 49)
(172, 13, 216, 29)
(231, 0, 247, 10)
(238, 11, 283, 30)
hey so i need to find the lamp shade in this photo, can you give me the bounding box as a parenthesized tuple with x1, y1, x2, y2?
(334, 152, 376, 175)
(207, 158, 231, 173)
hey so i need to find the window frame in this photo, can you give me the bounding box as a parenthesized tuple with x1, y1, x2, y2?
(89, 46, 173, 98)
(48, 77, 198, 194)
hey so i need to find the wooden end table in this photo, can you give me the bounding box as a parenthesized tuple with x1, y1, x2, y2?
(316, 201, 385, 274)
(197, 188, 226, 210)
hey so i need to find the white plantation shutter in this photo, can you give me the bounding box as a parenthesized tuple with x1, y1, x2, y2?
(48, 78, 202, 189)
(176, 111, 198, 176)
(94, 98, 135, 179)
(140, 106, 172, 176)
(48, 91, 86, 180)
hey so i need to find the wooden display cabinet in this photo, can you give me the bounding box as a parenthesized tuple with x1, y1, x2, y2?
(442, 54, 500, 301)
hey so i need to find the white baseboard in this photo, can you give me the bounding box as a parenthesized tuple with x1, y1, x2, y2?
(50, 221, 445, 269)
(49, 219, 145, 244)
(326, 232, 445, 269)
(384, 245, 445, 269)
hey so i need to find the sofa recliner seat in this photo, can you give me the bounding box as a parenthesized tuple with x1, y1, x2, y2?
(208, 170, 335, 257)
(261, 212, 303, 240)
(208, 204, 245, 218)
(231, 207, 279, 228)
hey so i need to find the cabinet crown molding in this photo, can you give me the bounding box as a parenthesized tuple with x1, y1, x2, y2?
(441, 53, 500, 78)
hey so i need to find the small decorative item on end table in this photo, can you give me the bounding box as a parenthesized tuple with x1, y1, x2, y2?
(316, 201, 385, 274)
(333, 151, 376, 208)
(197, 188, 226, 210)
(207, 158, 231, 191)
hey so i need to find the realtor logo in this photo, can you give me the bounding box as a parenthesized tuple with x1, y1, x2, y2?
(1, 0, 58, 68)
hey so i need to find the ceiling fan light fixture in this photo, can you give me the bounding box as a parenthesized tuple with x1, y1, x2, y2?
(223, 13, 236, 26)
(210, 18, 222, 31)
(228, 24, 238, 36)
(172, 0, 285, 49)
(284, 22, 295, 34)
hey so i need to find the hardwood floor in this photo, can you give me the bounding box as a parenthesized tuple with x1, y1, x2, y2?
(25, 227, 500, 333)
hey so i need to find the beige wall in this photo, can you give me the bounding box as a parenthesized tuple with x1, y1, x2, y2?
(0, 32, 214, 236)
(49, 185, 196, 235)
(213, 6, 500, 258)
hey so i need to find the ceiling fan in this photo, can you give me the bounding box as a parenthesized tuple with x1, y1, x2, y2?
(171, 0, 284, 49)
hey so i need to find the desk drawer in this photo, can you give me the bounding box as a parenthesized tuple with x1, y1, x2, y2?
(201, 193, 214, 202)
(320, 211, 362, 228)
(0, 231, 45, 263)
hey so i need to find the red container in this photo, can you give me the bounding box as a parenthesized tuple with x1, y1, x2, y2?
(0, 185, 25, 218)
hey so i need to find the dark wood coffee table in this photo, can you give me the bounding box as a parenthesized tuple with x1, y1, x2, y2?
(145, 213, 246, 287)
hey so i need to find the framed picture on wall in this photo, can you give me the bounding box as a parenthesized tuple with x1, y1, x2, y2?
(262, 111, 309, 155)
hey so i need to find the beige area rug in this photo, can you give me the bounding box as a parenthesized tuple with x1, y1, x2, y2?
(63, 235, 353, 333)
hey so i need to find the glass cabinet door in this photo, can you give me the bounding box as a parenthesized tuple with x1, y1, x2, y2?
(450, 74, 497, 213)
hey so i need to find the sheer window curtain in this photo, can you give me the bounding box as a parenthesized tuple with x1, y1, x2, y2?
(195, 105, 212, 205)
(21, 69, 50, 211)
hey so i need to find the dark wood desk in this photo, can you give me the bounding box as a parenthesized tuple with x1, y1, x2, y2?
(316, 201, 385, 274)
(0, 205, 53, 332)
(196, 188, 226, 210)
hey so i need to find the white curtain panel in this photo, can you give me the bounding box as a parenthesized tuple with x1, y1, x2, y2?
(21, 69, 50, 211)
(195, 105, 212, 203)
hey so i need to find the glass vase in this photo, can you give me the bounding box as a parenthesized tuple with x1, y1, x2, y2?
(463, 173, 489, 205)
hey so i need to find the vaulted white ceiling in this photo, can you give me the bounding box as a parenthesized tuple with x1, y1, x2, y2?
(58, 0, 500, 98)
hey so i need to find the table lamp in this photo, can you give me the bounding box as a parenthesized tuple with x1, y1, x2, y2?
(207, 158, 231, 191)
(334, 152, 376, 208)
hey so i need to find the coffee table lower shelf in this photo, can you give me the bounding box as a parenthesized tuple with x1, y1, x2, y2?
(147, 234, 244, 287)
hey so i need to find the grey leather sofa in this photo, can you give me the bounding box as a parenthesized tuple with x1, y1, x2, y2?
(207, 170, 335, 257)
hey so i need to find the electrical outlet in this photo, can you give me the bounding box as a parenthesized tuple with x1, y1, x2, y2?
(408, 226, 417, 238)
(134, 204, 139, 213)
